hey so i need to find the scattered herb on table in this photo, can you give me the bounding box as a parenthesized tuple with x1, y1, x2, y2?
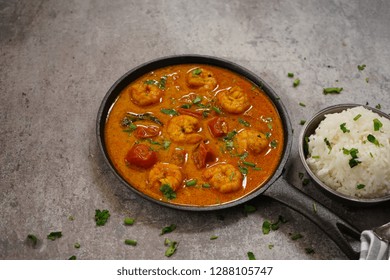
(247, 251, 256, 260)
(164, 239, 178, 257)
(268, 244, 274, 249)
(243, 204, 257, 215)
(375, 104, 381, 109)
(74, 242, 81, 249)
(302, 178, 310, 186)
(300, 120, 306, 125)
(305, 247, 315, 254)
(27, 234, 38, 246)
(290, 233, 303, 240)
(124, 217, 135, 225)
(47, 231, 62, 241)
(299, 102, 306, 107)
(160, 224, 177, 235)
(262, 215, 288, 234)
(357, 64, 366, 71)
(293, 78, 300, 87)
(68, 255, 76, 260)
(287, 72, 294, 78)
(323, 87, 343, 94)
(95, 209, 110, 226)
(210, 235, 218, 240)
(312, 203, 317, 214)
(124, 239, 137, 246)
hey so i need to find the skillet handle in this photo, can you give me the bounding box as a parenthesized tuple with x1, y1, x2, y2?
(263, 177, 361, 259)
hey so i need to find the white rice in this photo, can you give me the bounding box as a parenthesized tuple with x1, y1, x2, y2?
(306, 106, 390, 199)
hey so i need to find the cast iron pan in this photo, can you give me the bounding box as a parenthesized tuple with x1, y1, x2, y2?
(97, 55, 361, 259)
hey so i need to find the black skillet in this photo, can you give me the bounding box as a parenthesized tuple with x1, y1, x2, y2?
(96, 55, 361, 259)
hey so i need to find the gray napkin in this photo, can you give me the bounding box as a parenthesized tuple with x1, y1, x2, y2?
(360, 230, 390, 260)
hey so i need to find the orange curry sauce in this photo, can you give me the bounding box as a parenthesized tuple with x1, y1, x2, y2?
(104, 64, 284, 207)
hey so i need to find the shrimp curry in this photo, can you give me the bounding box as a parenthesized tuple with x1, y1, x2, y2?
(104, 64, 284, 207)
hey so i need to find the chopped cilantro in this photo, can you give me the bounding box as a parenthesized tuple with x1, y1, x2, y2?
(323, 87, 343, 94)
(192, 68, 202, 76)
(124, 239, 137, 246)
(243, 204, 257, 215)
(192, 96, 202, 104)
(238, 118, 250, 127)
(293, 78, 300, 87)
(287, 72, 294, 78)
(160, 108, 178, 116)
(68, 255, 76, 260)
(161, 224, 177, 235)
(302, 178, 310, 185)
(270, 140, 278, 148)
(268, 244, 274, 249)
(300, 120, 306, 125)
(353, 114, 362, 121)
(210, 235, 218, 240)
(95, 209, 110, 226)
(262, 215, 287, 234)
(375, 104, 381, 109)
(202, 183, 211, 188)
(305, 247, 315, 254)
(181, 103, 191, 109)
(47, 231, 62, 241)
(74, 242, 81, 249)
(340, 123, 350, 133)
(164, 240, 178, 257)
(160, 184, 176, 200)
(357, 184, 365, 189)
(124, 217, 135, 225)
(238, 165, 248, 175)
(290, 233, 303, 240)
(27, 234, 38, 246)
(324, 138, 332, 151)
(373, 118, 383, 131)
(212, 106, 222, 114)
(185, 179, 197, 187)
(247, 252, 256, 260)
(299, 102, 306, 107)
(357, 64, 366, 71)
(367, 134, 380, 146)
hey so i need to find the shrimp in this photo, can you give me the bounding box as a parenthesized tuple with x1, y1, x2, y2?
(217, 86, 250, 114)
(202, 163, 243, 193)
(167, 115, 203, 144)
(235, 129, 268, 154)
(128, 82, 162, 106)
(186, 67, 217, 90)
(148, 162, 183, 191)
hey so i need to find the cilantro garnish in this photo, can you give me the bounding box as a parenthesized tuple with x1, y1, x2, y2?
(357, 64, 366, 71)
(124, 239, 137, 246)
(323, 87, 343, 94)
(95, 209, 110, 226)
(293, 79, 300, 87)
(290, 233, 303, 240)
(160, 224, 177, 235)
(124, 217, 135, 225)
(357, 184, 365, 189)
(238, 118, 250, 127)
(373, 118, 383, 131)
(164, 239, 178, 257)
(160, 108, 178, 116)
(192, 68, 202, 76)
(160, 184, 176, 200)
(340, 123, 350, 133)
(343, 148, 361, 168)
(247, 252, 256, 260)
(367, 134, 380, 146)
(27, 234, 38, 246)
(47, 231, 62, 241)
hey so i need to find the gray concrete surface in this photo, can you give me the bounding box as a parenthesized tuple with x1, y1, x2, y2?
(0, 0, 389, 260)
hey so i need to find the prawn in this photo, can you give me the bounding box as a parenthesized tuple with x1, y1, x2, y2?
(217, 86, 250, 114)
(202, 163, 243, 193)
(128, 82, 162, 106)
(235, 129, 268, 154)
(148, 162, 183, 191)
(186, 67, 217, 90)
(167, 115, 203, 144)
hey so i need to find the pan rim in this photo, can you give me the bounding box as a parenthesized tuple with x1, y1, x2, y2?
(96, 54, 293, 211)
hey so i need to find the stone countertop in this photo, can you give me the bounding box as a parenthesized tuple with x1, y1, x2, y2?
(0, 0, 389, 260)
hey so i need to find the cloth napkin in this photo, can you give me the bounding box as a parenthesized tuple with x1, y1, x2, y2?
(360, 230, 390, 260)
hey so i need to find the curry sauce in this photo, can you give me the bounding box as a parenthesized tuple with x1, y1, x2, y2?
(104, 64, 284, 206)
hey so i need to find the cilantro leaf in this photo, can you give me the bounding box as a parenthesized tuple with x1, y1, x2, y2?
(95, 209, 110, 226)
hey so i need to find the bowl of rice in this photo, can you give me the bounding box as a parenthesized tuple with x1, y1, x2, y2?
(299, 104, 390, 205)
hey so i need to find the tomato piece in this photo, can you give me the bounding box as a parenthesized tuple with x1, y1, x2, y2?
(208, 117, 228, 137)
(192, 142, 214, 169)
(133, 125, 160, 139)
(170, 148, 188, 166)
(177, 108, 203, 118)
(125, 144, 157, 168)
